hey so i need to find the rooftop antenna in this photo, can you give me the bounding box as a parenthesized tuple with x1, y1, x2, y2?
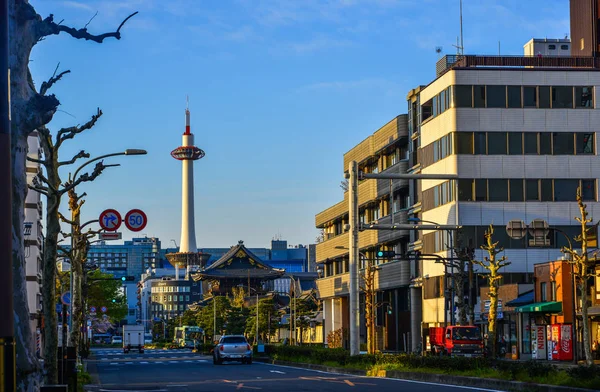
(435, 46, 443, 58)
(459, 0, 464, 55)
(186, 95, 189, 109)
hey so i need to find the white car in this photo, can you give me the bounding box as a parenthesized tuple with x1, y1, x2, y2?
(111, 336, 123, 344)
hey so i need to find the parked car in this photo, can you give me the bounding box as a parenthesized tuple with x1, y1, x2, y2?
(213, 335, 252, 365)
(111, 336, 123, 345)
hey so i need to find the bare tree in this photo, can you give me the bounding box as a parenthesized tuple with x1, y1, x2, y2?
(473, 225, 510, 357)
(28, 110, 110, 383)
(8, 2, 136, 387)
(450, 246, 475, 326)
(562, 188, 598, 365)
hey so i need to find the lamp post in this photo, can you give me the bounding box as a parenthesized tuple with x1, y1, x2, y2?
(67, 149, 147, 335)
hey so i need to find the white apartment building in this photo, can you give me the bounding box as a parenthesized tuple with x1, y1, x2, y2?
(407, 54, 600, 354)
(25, 131, 43, 357)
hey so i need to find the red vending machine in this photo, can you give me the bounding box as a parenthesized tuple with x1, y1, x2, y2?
(547, 324, 573, 361)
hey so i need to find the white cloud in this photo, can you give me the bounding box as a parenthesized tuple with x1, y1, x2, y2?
(61, 1, 95, 12)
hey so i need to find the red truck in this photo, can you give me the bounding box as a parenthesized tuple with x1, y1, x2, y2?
(429, 326, 483, 357)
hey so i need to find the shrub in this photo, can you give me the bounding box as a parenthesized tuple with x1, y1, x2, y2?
(567, 365, 600, 380)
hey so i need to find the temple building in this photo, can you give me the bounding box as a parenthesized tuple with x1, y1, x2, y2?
(191, 241, 285, 296)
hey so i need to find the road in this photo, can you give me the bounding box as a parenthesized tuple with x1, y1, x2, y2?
(85, 348, 500, 392)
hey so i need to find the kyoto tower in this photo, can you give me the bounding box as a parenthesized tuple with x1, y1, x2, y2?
(166, 102, 210, 279)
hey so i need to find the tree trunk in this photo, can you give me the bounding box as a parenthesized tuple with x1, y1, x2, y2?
(41, 189, 61, 384)
(454, 260, 468, 326)
(487, 264, 500, 358)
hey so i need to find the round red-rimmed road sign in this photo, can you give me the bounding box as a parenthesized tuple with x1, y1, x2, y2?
(124, 209, 147, 232)
(99, 209, 122, 231)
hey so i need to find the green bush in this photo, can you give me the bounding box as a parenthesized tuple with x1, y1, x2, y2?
(567, 365, 600, 380)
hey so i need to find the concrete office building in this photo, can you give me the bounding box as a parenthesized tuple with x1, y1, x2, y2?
(315, 116, 412, 351)
(406, 52, 600, 357)
(24, 131, 44, 357)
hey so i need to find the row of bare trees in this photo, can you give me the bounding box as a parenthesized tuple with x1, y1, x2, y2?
(9, 1, 137, 389)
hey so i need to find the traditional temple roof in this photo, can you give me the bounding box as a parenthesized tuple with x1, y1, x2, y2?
(191, 240, 284, 282)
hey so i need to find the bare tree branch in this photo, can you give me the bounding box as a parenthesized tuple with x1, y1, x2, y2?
(58, 150, 90, 167)
(83, 11, 98, 29)
(57, 212, 75, 226)
(26, 156, 46, 165)
(62, 161, 107, 194)
(55, 108, 103, 149)
(38, 12, 138, 43)
(27, 184, 49, 196)
(39, 63, 71, 96)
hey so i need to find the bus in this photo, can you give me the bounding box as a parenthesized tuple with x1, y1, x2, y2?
(173, 326, 203, 348)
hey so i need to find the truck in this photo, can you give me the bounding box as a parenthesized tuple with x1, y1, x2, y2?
(123, 325, 145, 354)
(429, 325, 483, 357)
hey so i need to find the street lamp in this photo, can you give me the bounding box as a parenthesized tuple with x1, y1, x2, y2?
(67, 149, 147, 334)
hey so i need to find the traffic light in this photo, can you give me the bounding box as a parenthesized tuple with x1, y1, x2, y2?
(121, 276, 136, 282)
(111, 299, 116, 303)
(387, 304, 393, 315)
(376, 250, 396, 259)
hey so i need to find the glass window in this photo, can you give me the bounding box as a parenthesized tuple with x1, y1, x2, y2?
(458, 179, 473, 201)
(440, 90, 447, 113)
(510, 179, 524, 201)
(507, 86, 521, 108)
(560, 44, 569, 50)
(541, 179, 553, 201)
(474, 132, 486, 154)
(487, 85, 506, 108)
(526, 180, 539, 201)
(553, 133, 574, 154)
(552, 86, 573, 108)
(487, 132, 507, 154)
(475, 179, 487, 201)
(488, 179, 508, 201)
(524, 133, 538, 154)
(554, 179, 578, 201)
(453, 85, 473, 108)
(551, 281, 556, 301)
(575, 86, 593, 108)
(539, 86, 551, 108)
(540, 282, 547, 302)
(474, 85, 486, 108)
(508, 133, 523, 155)
(540, 132, 552, 154)
(582, 179, 596, 201)
(523, 86, 537, 108)
(576, 133, 594, 154)
(432, 96, 438, 117)
(455, 132, 473, 154)
(548, 44, 556, 50)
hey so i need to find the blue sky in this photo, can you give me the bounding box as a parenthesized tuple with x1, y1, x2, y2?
(29, 0, 569, 248)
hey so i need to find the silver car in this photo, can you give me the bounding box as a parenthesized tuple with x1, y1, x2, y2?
(213, 335, 253, 365)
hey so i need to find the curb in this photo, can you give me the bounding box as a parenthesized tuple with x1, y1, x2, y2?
(255, 358, 595, 392)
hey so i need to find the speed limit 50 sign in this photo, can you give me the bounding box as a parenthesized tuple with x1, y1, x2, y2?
(124, 209, 148, 232)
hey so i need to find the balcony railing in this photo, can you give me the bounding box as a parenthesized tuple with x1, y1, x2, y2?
(436, 54, 600, 77)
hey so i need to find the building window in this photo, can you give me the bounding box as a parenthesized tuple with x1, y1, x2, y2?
(554, 179, 579, 201)
(526, 180, 539, 201)
(540, 132, 552, 155)
(508, 132, 523, 155)
(551, 281, 557, 301)
(548, 44, 556, 50)
(553, 133, 574, 154)
(487, 85, 506, 108)
(576, 133, 594, 154)
(540, 282, 547, 302)
(475, 179, 487, 201)
(458, 180, 473, 201)
(552, 86, 573, 108)
(541, 179, 553, 201)
(474, 132, 487, 155)
(454, 85, 473, 108)
(524, 133, 538, 154)
(487, 132, 507, 154)
(576, 86, 593, 108)
(509, 179, 524, 201)
(474, 85, 486, 108)
(507, 86, 522, 108)
(539, 86, 551, 108)
(455, 132, 473, 154)
(581, 179, 596, 201)
(488, 179, 508, 201)
(523, 86, 537, 108)
(186, 295, 190, 301)
(580, 38, 585, 51)
(179, 295, 183, 301)
(560, 44, 569, 50)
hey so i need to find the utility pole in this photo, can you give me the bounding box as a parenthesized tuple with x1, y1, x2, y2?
(0, 0, 16, 388)
(347, 165, 459, 356)
(348, 161, 360, 356)
(213, 296, 216, 341)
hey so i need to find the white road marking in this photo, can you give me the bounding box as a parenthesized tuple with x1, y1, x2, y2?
(140, 362, 149, 364)
(269, 370, 286, 374)
(109, 363, 119, 365)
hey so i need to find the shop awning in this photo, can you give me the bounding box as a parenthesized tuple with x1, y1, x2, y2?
(515, 301, 562, 313)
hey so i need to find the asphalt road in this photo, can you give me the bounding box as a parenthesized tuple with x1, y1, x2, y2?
(85, 348, 501, 392)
